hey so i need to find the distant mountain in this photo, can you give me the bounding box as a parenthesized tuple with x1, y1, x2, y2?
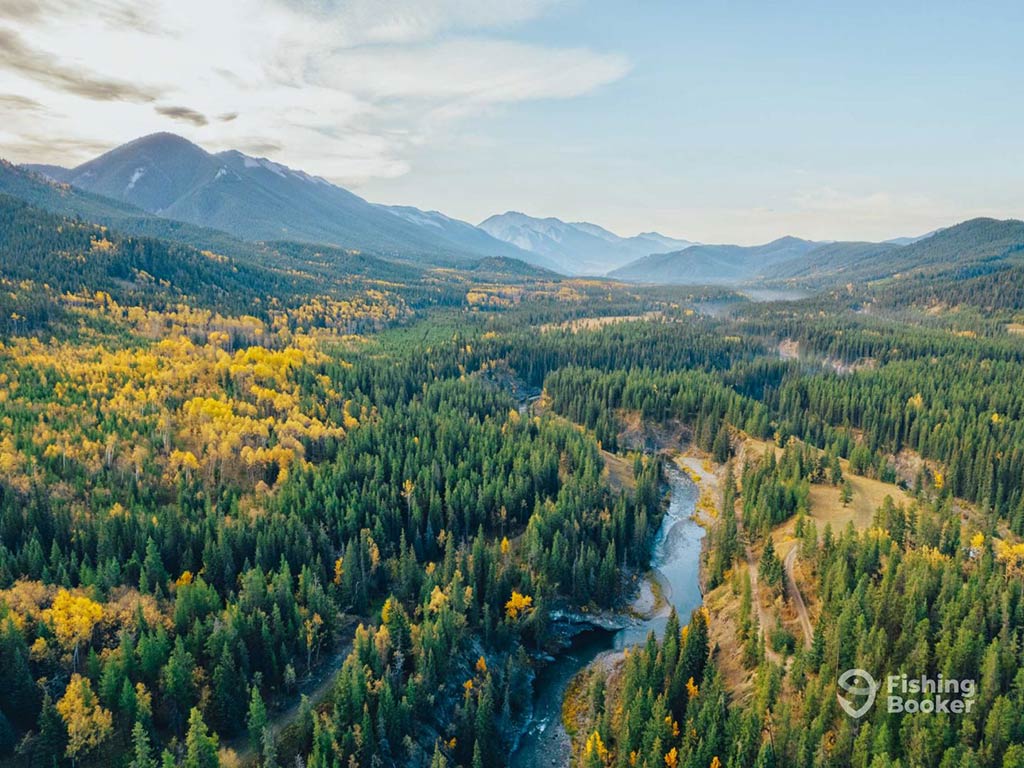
(766, 218, 1024, 288)
(23, 133, 543, 268)
(477, 211, 693, 275)
(611, 219, 1024, 287)
(762, 241, 902, 282)
(0, 161, 549, 287)
(381, 205, 556, 270)
(883, 229, 941, 246)
(610, 236, 818, 284)
(23, 164, 73, 183)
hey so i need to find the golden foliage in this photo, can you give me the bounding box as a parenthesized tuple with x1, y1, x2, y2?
(686, 676, 699, 699)
(57, 674, 113, 760)
(504, 590, 533, 620)
(996, 540, 1024, 578)
(583, 731, 610, 765)
(47, 589, 102, 661)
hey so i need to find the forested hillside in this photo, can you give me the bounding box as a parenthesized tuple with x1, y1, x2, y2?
(1, 189, 1024, 768)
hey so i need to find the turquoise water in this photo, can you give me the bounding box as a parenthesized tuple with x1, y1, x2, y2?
(510, 467, 705, 768)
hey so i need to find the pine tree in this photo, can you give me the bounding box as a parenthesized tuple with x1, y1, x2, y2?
(247, 686, 268, 755)
(183, 708, 219, 768)
(840, 480, 853, 506)
(758, 537, 783, 591)
(129, 721, 157, 768)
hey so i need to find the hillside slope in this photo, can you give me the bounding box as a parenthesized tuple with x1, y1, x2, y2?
(610, 236, 818, 284)
(25, 134, 542, 267)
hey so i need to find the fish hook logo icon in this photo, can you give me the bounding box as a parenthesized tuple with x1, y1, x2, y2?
(837, 668, 878, 719)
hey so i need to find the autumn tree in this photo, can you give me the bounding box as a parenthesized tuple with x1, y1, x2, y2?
(48, 589, 102, 670)
(57, 674, 113, 766)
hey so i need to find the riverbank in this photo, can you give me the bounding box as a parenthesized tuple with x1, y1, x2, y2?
(559, 450, 723, 764)
(510, 464, 706, 768)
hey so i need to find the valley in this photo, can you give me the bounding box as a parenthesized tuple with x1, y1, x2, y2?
(0, 140, 1023, 768)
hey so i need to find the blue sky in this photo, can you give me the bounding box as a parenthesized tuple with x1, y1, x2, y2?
(1, 0, 1021, 242)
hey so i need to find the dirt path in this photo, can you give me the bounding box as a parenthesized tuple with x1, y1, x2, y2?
(223, 619, 358, 764)
(743, 541, 783, 665)
(784, 545, 813, 648)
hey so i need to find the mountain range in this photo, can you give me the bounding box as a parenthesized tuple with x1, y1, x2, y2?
(609, 236, 819, 284)
(23, 133, 688, 275)
(8, 132, 1024, 290)
(24, 133, 542, 267)
(478, 211, 694, 275)
(608, 219, 1024, 290)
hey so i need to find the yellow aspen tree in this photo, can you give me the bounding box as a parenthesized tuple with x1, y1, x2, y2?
(57, 674, 113, 765)
(48, 589, 102, 670)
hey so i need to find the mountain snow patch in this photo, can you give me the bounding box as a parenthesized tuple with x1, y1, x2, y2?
(126, 167, 146, 192)
(259, 159, 287, 177)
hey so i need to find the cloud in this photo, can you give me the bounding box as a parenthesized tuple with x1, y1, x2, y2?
(0, 133, 115, 165)
(272, 0, 561, 44)
(0, 92, 45, 111)
(0, 28, 161, 102)
(0, 0, 629, 184)
(155, 104, 208, 126)
(316, 39, 629, 104)
(0, 0, 163, 33)
(235, 140, 282, 155)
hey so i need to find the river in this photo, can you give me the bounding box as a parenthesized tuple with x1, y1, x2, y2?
(510, 466, 705, 768)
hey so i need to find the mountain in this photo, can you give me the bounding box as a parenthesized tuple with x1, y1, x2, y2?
(762, 241, 902, 282)
(0, 192, 319, 327)
(768, 218, 1024, 288)
(883, 228, 942, 246)
(610, 236, 818, 284)
(610, 218, 1024, 288)
(381, 205, 557, 270)
(2, 158, 257, 256)
(477, 211, 693, 275)
(1, 160, 553, 289)
(23, 133, 543, 268)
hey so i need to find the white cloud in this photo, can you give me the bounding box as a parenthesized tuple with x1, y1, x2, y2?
(276, 0, 564, 45)
(316, 39, 629, 103)
(0, 0, 627, 184)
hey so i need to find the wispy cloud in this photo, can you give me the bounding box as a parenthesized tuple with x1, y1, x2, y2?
(0, 92, 44, 111)
(0, 0, 628, 183)
(0, 0, 164, 33)
(0, 27, 161, 102)
(155, 104, 208, 126)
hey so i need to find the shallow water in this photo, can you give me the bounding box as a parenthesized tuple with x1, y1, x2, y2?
(510, 467, 705, 768)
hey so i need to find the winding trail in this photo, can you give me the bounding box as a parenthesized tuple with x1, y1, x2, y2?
(742, 537, 782, 665)
(784, 546, 813, 648)
(223, 619, 358, 764)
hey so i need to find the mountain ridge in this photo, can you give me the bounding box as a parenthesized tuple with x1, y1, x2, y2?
(23, 133, 547, 269)
(478, 210, 694, 275)
(609, 218, 1024, 287)
(610, 235, 820, 284)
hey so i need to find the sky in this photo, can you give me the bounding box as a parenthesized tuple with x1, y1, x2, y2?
(0, 0, 1021, 244)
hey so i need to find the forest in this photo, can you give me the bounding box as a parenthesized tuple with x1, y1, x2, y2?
(2, 192, 1024, 768)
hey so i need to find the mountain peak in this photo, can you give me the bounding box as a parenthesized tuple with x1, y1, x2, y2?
(478, 211, 693, 275)
(28, 132, 548, 268)
(109, 132, 209, 160)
